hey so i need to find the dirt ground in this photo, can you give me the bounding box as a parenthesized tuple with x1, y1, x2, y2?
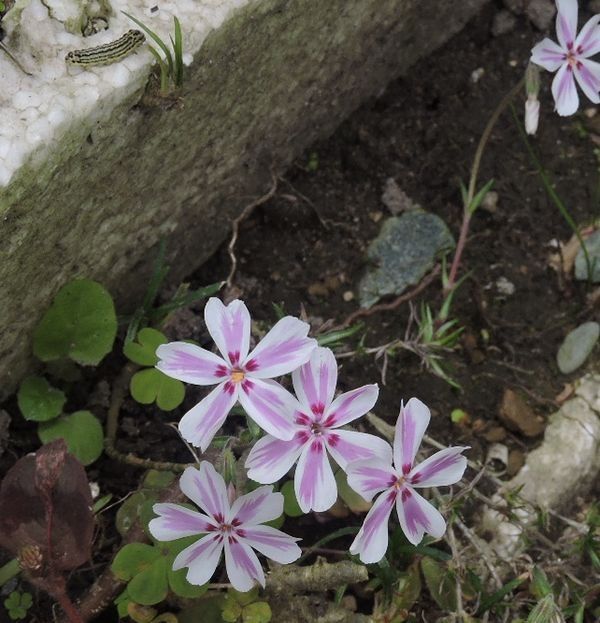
(2, 2, 599, 621)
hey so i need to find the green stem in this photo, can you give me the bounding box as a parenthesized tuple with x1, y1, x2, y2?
(0, 558, 20, 586)
(510, 103, 594, 281)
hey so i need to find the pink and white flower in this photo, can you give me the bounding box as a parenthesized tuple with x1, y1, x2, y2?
(347, 398, 468, 563)
(156, 298, 317, 450)
(245, 347, 391, 513)
(149, 462, 301, 592)
(531, 0, 600, 116)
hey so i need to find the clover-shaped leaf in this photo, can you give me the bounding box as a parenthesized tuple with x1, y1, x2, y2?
(4, 591, 33, 621)
(124, 328, 168, 366)
(130, 368, 185, 411)
(33, 279, 117, 365)
(17, 376, 66, 422)
(38, 410, 103, 465)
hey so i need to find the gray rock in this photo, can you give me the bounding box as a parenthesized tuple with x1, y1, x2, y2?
(492, 10, 517, 36)
(574, 230, 600, 283)
(358, 211, 455, 308)
(557, 322, 599, 374)
(526, 0, 556, 31)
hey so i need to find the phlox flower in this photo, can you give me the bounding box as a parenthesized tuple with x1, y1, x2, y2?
(245, 347, 391, 513)
(149, 462, 301, 592)
(531, 0, 600, 116)
(156, 297, 317, 450)
(347, 398, 468, 563)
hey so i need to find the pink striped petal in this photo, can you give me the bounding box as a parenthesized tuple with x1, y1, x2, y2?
(224, 538, 265, 592)
(294, 437, 337, 513)
(179, 464, 229, 522)
(238, 378, 297, 440)
(149, 503, 216, 540)
(556, 0, 577, 50)
(323, 384, 379, 428)
(325, 429, 392, 471)
(409, 447, 469, 488)
(395, 486, 445, 545)
(531, 38, 566, 72)
(172, 533, 223, 586)
(346, 458, 396, 501)
(292, 347, 338, 416)
(393, 398, 430, 476)
(156, 342, 228, 385)
(245, 433, 306, 483)
(178, 382, 238, 451)
(204, 298, 251, 367)
(552, 63, 579, 115)
(241, 525, 302, 564)
(574, 58, 600, 104)
(575, 14, 600, 57)
(230, 486, 282, 525)
(244, 316, 316, 378)
(349, 488, 396, 564)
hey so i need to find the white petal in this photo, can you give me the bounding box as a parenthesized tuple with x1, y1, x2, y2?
(349, 489, 396, 564)
(292, 346, 338, 416)
(575, 14, 600, 57)
(325, 429, 393, 471)
(238, 378, 297, 440)
(294, 437, 337, 513)
(149, 503, 216, 540)
(323, 384, 379, 428)
(409, 447, 469, 488)
(172, 533, 223, 586)
(552, 63, 579, 115)
(244, 316, 316, 378)
(396, 486, 446, 546)
(556, 0, 577, 50)
(178, 382, 238, 451)
(574, 58, 600, 104)
(245, 433, 306, 483)
(224, 538, 265, 592)
(531, 38, 566, 73)
(346, 458, 396, 501)
(393, 398, 430, 475)
(241, 525, 302, 564)
(180, 463, 230, 521)
(156, 342, 227, 385)
(204, 297, 251, 367)
(230, 486, 282, 525)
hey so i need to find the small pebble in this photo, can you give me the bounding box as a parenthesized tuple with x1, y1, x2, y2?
(481, 190, 498, 213)
(343, 290, 354, 302)
(492, 10, 517, 36)
(557, 322, 600, 374)
(471, 67, 485, 83)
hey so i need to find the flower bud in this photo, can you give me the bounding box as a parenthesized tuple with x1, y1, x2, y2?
(525, 96, 540, 135)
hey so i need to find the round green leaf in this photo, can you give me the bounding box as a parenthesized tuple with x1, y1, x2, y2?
(112, 543, 161, 580)
(17, 376, 66, 422)
(116, 491, 157, 537)
(243, 602, 272, 623)
(168, 566, 209, 598)
(130, 368, 185, 411)
(127, 557, 169, 605)
(38, 410, 103, 465)
(281, 480, 303, 517)
(33, 279, 117, 365)
(124, 328, 168, 366)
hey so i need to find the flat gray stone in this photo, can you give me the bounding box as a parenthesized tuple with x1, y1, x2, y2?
(358, 211, 455, 308)
(574, 230, 600, 283)
(557, 321, 600, 374)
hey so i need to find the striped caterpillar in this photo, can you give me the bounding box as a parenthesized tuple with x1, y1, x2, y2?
(65, 29, 145, 66)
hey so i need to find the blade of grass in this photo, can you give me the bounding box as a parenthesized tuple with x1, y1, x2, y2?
(147, 45, 170, 95)
(122, 11, 174, 77)
(172, 16, 184, 87)
(510, 103, 594, 281)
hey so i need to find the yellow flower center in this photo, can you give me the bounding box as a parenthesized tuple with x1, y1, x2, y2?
(231, 370, 245, 383)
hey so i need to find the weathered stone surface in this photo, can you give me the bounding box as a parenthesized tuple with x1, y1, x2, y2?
(574, 230, 600, 283)
(556, 321, 600, 374)
(358, 211, 455, 308)
(480, 374, 600, 560)
(0, 0, 488, 398)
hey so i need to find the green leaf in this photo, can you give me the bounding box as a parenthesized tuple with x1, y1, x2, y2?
(526, 594, 558, 623)
(128, 556, 169, 605)
(17, 376, 66, 422)
(177, 596, 226, 623)
(143, 469, 177, 490)
(38, 410, 103, 465)
(280, 480, 303, 517)
(336, 469, 371, 513)
(530, 566, 552, 599)
(421, 556, 457, 612)
(222, 594, 243, 622)
(112, 543, 161, 580)
(243, 602, 272, 623)
(124, 328, 168, 365)
(33, 279, 117, 365)
(130, 368, 185, 411)
(392, 560, 422, 613)
(116, 491, 157, 537)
